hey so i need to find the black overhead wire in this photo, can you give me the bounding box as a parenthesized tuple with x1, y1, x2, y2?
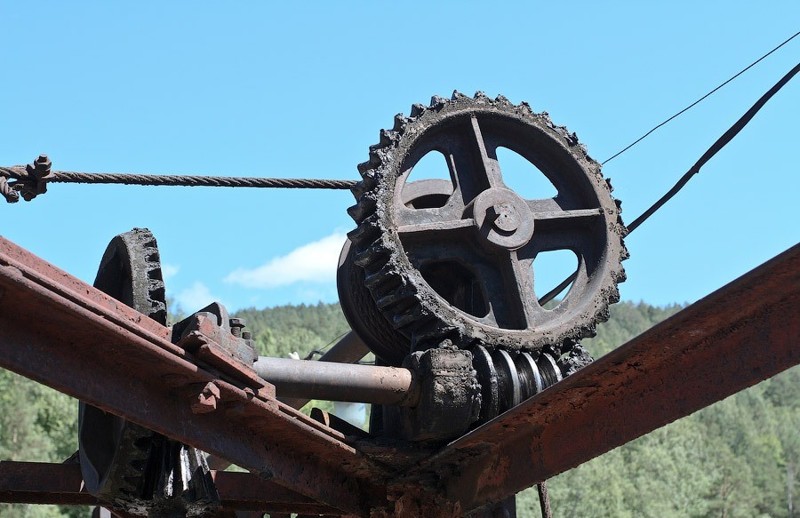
(539, 60, 800, 306)
(602, 29, 800, 165)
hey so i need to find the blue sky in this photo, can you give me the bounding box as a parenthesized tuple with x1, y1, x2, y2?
(1, 2, 798, 314)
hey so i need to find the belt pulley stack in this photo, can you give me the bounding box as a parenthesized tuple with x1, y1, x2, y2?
(75, 92, 627, 515)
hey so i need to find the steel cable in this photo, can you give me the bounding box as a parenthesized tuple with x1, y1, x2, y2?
(540, 60, 800, 306)
(602, 29, 800, 165)
(0, 167, 357, 191)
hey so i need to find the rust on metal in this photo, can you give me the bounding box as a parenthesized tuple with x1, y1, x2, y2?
(0, 461, 339, 515)
(0, 236, 389, 515)
(410, 243, 800, 512)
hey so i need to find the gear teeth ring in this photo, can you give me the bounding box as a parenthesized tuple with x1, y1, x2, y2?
(339, 94, 627, 366)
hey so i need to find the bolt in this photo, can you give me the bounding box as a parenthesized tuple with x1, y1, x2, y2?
(190, 382, 220, 414)
(32, 155, 52, 176)
(229, 317, 246, 337)
(487, 203, 519, 233)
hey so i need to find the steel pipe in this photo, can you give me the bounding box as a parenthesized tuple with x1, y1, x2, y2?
(255, 356, 417, 406)
(280, 331, 371, 410)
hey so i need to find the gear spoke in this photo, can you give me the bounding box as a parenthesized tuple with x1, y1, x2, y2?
(471, 252, 531, 329)
(507, 251, 545, 329)
(396, 217, 474, 235)
(533, 207, 604, 225)
(469, 114, 505, 189)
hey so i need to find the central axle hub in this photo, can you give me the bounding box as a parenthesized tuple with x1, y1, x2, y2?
(473, 188, 534, 250)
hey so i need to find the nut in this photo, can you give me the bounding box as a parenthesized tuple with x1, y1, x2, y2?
(190, 382, 221, 414)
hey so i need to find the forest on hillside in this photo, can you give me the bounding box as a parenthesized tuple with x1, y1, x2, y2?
(0, 301, 797, 517)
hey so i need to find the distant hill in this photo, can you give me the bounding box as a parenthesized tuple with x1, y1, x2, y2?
(0, 300, 796, 517)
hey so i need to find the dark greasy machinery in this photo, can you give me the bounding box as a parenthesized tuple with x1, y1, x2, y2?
(0, 92, 797, 517)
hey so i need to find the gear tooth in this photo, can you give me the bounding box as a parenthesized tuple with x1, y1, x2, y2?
(363, 267, 402, 291)
(346, 194, 377, 223)
(357, 151, 382, 174)
(410, 103, 426, 117)
(409, 320, 450, 350)
(129, 459, 147, 472)
(495, 94, 511, 106)
(474, 91, 489, 101)
(133, 436, 152, 451)
(393, 305, 429, 329)
(564, 131, 580, 146)
(430, 95, 446, 107)
(375, 286, 417, 311)
(353, 241, 389, 268)
(608, 286, 621, 305)
(519, 101, 533, 115)
(393, 114, 406, 131)
(605, 177, 614, 192)
(451, 90, 466, 101)
(122, 476, 142, 488)
(356, 161, 372, 174)
(347, 214, 380, 244)
(368, 149, 382, 167)
(379, 129, 395, 147)
(350, 175, 376, 197)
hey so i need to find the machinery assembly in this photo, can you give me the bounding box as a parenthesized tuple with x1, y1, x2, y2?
(0, 92, 797, 517)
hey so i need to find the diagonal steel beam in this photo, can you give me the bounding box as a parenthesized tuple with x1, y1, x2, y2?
(416, 243, 800, 512)
(0, 461, 339, 515)
(0, 237, 388, 515)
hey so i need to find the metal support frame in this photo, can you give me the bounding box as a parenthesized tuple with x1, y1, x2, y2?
(1, 235, 798, 516)
(0, 461, 338, 515)
(419, 243, 800, 511)
(0, 237, 388, 516)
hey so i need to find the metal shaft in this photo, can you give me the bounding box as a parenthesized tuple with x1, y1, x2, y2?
(254, 356, 416, 407)
(279, 331, 371, 409)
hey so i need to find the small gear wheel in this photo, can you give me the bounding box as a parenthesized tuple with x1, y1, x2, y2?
(79, 228, 167, 505)
(341, 92, 627, 365)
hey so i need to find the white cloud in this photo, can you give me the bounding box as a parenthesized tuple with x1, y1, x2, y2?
(161, 262, 180, 280)
(176, 281, 218, 312)
(225, 231, 347, 289)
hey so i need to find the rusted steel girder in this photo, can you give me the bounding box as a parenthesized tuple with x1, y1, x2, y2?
(0, 461, 339, 515)
(412, 243, 800, 513)
(0, 237, 388, 516)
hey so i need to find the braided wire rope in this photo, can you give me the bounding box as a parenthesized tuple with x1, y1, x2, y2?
(0, 165, 356, 193)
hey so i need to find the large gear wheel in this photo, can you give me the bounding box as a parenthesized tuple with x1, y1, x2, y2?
(342, 92, 627, 365)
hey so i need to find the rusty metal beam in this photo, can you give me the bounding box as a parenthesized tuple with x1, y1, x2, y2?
(420, 243, 800, 512)
(0, 461, 340, 515)
(0, 237, 389, 515)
